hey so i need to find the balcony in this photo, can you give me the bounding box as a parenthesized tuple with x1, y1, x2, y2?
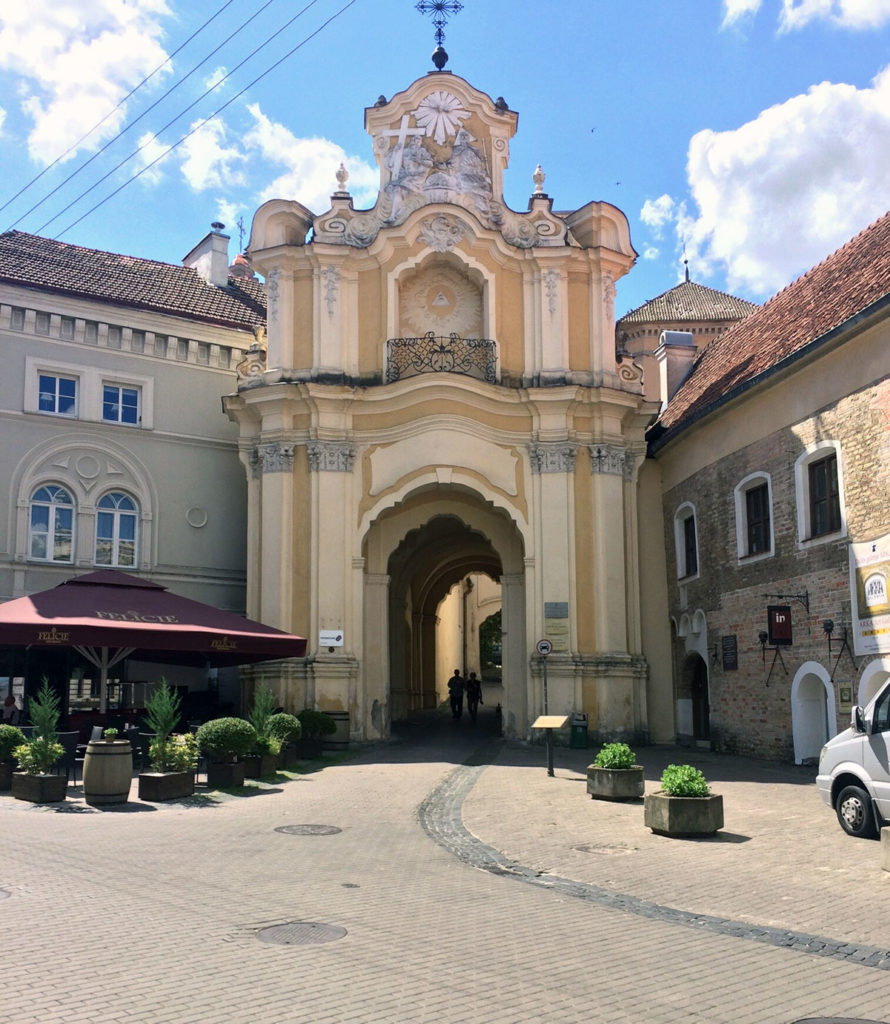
(386, 332, 496, 384)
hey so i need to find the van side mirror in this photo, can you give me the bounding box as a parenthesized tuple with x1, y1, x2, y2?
(852, 706, 866, 733)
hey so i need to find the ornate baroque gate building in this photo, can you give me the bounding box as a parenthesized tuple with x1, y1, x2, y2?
(224, 69, 662, 742)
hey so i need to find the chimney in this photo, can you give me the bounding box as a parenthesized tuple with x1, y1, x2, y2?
(183, 222, 230, 287)
(655, 330, 696, 409)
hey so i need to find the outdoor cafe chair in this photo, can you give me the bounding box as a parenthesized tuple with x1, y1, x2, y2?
(54, 731, 80, 785)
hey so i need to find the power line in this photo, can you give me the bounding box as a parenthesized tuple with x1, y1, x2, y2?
(0, 0, 239, 216)
(8, 0, 284, 232)
(34, 0, 327, 236)
(54, 0, 361, 240)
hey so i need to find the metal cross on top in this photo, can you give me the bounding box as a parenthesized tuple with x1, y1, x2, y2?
(416, 0, 463, 47)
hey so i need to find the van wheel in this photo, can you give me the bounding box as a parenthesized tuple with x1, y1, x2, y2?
(835, 785, 878, 838)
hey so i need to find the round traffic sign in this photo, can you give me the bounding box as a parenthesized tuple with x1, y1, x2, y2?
(536, 638, 552, 657)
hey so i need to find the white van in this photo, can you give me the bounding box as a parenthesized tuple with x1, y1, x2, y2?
(816, 680, 890, 838)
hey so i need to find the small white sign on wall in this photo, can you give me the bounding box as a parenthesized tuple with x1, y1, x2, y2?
(319, 629, 344, 647)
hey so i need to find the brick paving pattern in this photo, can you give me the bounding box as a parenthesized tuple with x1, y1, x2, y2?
(2, 709, 890, 1024)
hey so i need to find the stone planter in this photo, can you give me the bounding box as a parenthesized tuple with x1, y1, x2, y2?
(206, 760, 245, 789)
(138, 771, 195, 802)
(587, 765, 645, 801)
(11, 772, 67, 803)
(82, 739, 132, 806)
(242, 754, 279, 779)
(644, 791, 724, 837)
(0, 761, 14, 791)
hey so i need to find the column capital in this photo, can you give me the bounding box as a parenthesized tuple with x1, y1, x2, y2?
(529, 442, 577, 474)
(307, 440, 355, 472)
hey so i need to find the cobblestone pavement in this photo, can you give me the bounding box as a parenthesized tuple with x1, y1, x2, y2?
(2, 708, 890, 1024)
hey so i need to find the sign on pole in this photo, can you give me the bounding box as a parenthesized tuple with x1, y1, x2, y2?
(536, 638, 552, 657)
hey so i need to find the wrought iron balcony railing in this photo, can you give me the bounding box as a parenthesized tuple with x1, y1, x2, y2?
(386, 332, 497, 384)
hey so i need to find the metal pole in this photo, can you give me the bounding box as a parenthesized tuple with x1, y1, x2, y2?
(543, 657, 548, 715)
(546, 729, 554, 777)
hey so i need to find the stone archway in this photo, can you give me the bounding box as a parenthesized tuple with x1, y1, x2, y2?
(790, 662, 836, 765)
(361, 485, 526, 739)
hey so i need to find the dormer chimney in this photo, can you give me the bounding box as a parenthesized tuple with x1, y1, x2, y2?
(183, 222, 230, 287)
(655, 330, 697, 410)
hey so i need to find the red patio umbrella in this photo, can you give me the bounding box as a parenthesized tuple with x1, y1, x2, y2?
(0, 570, 307, 711)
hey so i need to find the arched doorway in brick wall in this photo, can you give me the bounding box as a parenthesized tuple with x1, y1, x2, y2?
(677, 652, 710, 743)
(791, 662, 835, 765)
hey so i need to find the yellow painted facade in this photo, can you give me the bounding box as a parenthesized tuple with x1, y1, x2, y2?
(225, 71, 661, 742)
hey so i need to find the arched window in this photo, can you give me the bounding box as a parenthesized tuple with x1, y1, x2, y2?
(95, 492, 139, 568)
(29, 485, 75, 562)
(673, 502, 699, 580)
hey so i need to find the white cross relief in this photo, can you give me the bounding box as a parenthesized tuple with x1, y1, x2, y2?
(382, 114, 426, 177)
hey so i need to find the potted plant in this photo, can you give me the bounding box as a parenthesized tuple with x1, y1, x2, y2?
(643, 763, 724, 837)
(137, 681, 197, 801)
(243, 686, 280, 778)
(586, 742, 645, 801)
(11, 680, 66, 803)
(0, 723, 26, 791)
(295, 709, 336, 759)
(196, 717, 256, 788)
(268, 712, 302, 768)
(103, 727, 119, 742)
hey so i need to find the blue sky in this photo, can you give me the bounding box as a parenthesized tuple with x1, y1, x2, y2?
(1, 0, 889, 315)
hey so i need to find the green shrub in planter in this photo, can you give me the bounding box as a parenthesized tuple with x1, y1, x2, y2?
(143, 680, 181, 745)
(593, 742, 636, 770)
(267, 712, 302, 742)
(196, 717, 256, 762)
(247, 685, 277, 741)
(660, 763, 709, 797)
(297, 709, 336, 739)
(15, 679, 64, 775)
(0, 724, 26, 763)
(149, 732, 198, 773)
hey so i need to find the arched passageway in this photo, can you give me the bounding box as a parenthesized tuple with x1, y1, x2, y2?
(362, 486, 526, 739)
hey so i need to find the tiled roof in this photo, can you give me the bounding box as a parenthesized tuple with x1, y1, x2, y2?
(0, 230, 266, 331)
(655, 210, 890, 436)
(618, 278, 757, 326)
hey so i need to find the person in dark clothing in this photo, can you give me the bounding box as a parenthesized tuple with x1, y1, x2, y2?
(447, 669, 465, 719)
(465, 672, 483, 722)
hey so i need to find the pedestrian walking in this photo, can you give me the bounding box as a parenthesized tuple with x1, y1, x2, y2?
(465, 672, 483, 722)
(447, 669, 465, 719)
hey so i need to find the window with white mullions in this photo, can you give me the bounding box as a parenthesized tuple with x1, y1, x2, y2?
(809, 454, 841, 537)
(95, 492, 139, 567)
(102, 384, 140, 425)
(38, 374, 77, 416)
(29, 485, 75, 562)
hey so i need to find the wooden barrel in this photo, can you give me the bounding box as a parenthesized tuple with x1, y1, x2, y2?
(82, 740, 132, 805)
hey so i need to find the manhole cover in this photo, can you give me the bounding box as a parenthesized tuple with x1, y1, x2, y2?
(274, 824, 342, 836)
(258, 922, 347, 946)
(573, 843, 635, 856)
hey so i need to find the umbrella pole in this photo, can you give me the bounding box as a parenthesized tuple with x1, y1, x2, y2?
(73, 646, 135, 716)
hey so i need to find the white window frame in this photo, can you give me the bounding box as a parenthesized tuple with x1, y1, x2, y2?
(24, 358, 153, 428)
(95, 491, 140, 567)
(734, 472, 774, 562)
(794, 440, 847, 548)
(28, 484, 76, 563)
(101, 382, 142, 426)
(36, 371, 79, 418)
(673, 501, 700, 581)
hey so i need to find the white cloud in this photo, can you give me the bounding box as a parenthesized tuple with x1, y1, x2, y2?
(780, 0, 890, 30)
(0, 106, 6, 135)
(642, 246, 660, 261)
(678, 66, 890, 296)
(640, 194, 675, 238)
(133, 130, 173, 187)
(244, 104, 378, 213)
(179, 118, 246, 192)
(722, 0, 762, 26)
(0, 1, 171, 163)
